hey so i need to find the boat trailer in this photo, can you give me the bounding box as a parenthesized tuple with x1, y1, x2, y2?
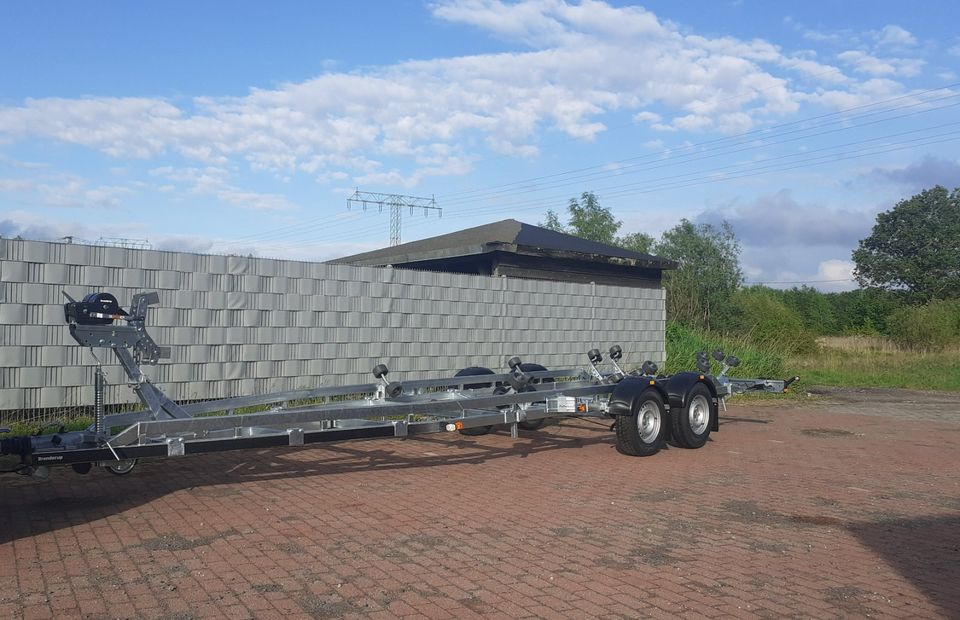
(1, 292, 798, 478)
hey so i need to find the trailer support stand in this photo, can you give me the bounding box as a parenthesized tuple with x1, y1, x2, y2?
(93, 360, 105, 436)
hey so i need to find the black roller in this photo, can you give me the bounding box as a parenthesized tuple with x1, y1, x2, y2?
(588, 349, 602, 363)
(386, 382, 403, 398)
(372, 364, 389, 379)
(609, 345, 622, 360)
(711, 349, 725, 362)
(506, 373, 529, 391)
(507, 356, 522, 371)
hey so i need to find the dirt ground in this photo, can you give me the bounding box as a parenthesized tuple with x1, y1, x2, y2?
(1, 387, 958, 619)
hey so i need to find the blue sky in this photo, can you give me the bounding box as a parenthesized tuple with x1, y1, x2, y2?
(2, 0, 959, 291)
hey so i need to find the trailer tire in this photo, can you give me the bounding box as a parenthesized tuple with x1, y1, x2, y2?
(672, 383, 714, 449)
(455, 367, 495, 436)
(615, 389, 666, 456)
(517, 363, 551, 431)
(104, 458, 137, 475)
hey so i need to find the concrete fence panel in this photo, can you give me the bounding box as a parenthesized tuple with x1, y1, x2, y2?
(0, 238, 666, 419)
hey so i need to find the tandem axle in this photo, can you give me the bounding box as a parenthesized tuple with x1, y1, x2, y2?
(1, 292, 797, 478)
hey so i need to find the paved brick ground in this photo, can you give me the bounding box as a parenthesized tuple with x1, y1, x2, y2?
(2, 392, 958, 619)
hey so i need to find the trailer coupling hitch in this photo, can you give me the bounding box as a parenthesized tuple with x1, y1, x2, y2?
(0, 435, 33, 460)
(0, 434, 49, 478)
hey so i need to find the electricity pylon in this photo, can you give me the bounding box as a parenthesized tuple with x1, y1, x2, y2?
(347, 189, 441, 246)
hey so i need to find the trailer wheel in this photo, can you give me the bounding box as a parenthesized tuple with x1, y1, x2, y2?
(455, 367, 495, 436)
(71, 462, 92, 475)
(517, 363, 551, 431)
(104, 458, 137, 475)
(672, 383, 714, 449)
(615, 390, 666, 456)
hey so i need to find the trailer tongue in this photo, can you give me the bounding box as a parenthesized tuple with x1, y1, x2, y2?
(1, 292, 797, 478)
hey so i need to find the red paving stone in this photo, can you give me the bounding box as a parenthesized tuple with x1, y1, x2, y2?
(1, 391, 959, 619)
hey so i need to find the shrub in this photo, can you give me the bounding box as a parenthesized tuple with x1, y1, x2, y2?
(722, 288, 819, 354)
(886, 300, 960, 351)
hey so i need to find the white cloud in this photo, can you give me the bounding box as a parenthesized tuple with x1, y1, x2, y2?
(0, 209, 142, 241)
(0, 178, 35, 192)
(837, 50, 923, 77)
(0, 0, 923, 191)
(750, 259, 856, 292)
(149, 166, 297, 211)
(778, 57, 849, 84)
(0, 208, 380, 262)
(633, 111, 662, 125)
(0, 174, 131, 208)
(797, 78, 907, 110)
(816, 259, 855, 282)
(872, 25, 917, 48)
(153, 235, 215, 253)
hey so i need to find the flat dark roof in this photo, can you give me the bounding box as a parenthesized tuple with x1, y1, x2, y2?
(330, 219, 676, 270)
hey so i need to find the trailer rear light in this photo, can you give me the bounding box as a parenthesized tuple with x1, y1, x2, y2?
(577, 403, 587, 412)
(699, 374, 705, 380)
(649, 380, 656, 385)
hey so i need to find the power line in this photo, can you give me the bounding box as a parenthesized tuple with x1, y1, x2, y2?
(438, 83, 960, 204)
(746, 278, 855, 285)
(223, 84, 960, 249)
(436, 128, 960, 220)
(441, 104, 960, 212)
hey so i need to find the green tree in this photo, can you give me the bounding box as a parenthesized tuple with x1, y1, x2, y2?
(541, 191, 621, 244)
(852, 185, 960, 300)
(541, 209, 566, 233)
(654, 219, 743, 330)
(541, 198, 744, 328)
(780, 285, 838, 334)
(829, 287, 906, 335)
(542, 192, 656, 252)
(617, 231, 655, 254)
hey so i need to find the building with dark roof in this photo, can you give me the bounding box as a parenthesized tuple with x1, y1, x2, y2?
(330, 219, 675, 288)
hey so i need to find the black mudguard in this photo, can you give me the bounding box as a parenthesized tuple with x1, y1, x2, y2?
(662, 371, 720, 432)
(609, 376, 669, 417)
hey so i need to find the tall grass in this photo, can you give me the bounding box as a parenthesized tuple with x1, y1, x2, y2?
(816, 335, 901, 353)
(666, 327, 960, 392)
(791, 346, 960, 391)
(663, 322, 785, 378)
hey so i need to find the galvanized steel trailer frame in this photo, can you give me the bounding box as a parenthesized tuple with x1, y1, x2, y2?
(1, 292, 795, 478)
